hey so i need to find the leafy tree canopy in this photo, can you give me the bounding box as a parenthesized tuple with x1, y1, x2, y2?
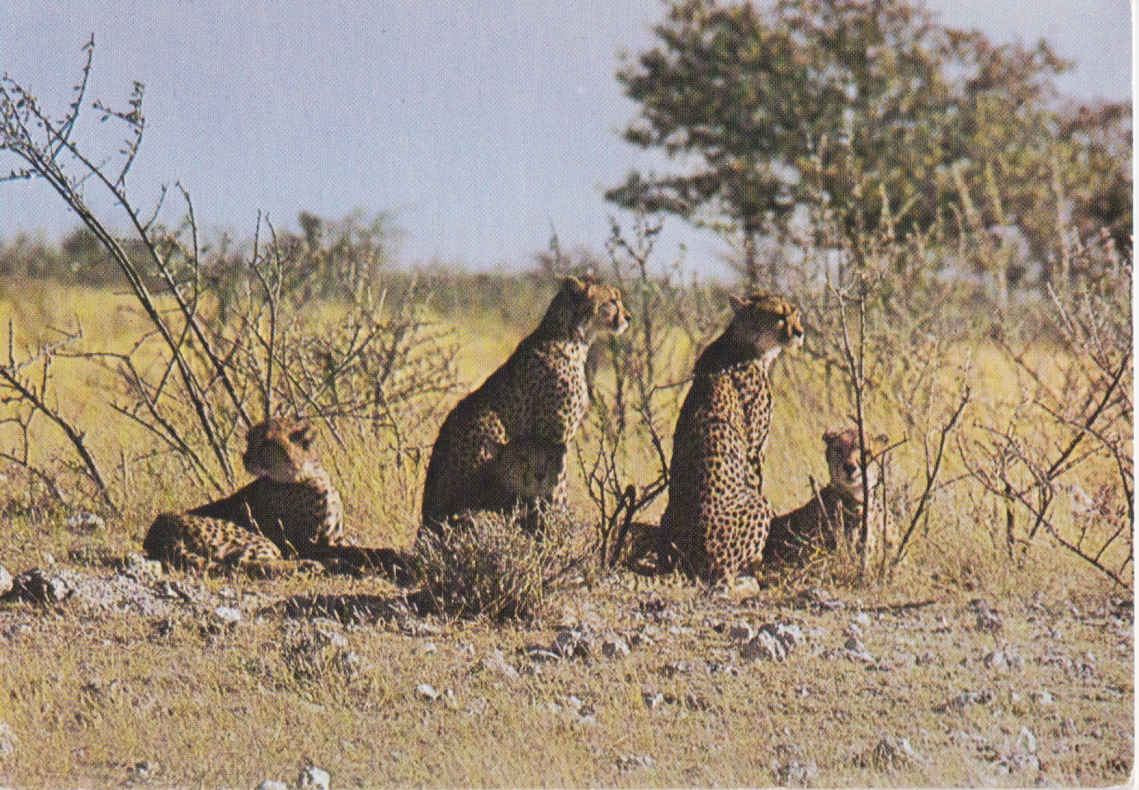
(608, 0, 1130, 280)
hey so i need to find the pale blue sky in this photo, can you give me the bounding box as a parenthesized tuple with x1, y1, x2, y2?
(1, 1, 1131, 275)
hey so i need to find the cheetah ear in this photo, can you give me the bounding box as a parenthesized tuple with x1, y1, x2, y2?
(822, 428, 841, 445)
(728, 294, 747, 313)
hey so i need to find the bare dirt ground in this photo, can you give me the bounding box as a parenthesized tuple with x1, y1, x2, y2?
(0, 551, 1131, 788)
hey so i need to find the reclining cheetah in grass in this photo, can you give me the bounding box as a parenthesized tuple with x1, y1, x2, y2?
(421, 275, 629, 530)
(657, 293, 804, 583)
(763, 427, 896, 567)
(144, 417, 404, 578)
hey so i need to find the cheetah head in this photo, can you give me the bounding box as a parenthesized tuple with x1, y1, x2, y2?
(243, 417, 323, 483)
(727, 292, 805, 359)
(823, 427, 885, 500)
(545, 275, 630, 342)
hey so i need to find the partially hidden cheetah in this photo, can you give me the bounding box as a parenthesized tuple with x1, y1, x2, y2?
(143, 417, 405, 578)
(421, 275, 629, 529)
(657, 292, 804, 582)
(466, 435, 566, 533)
(764, 427, 895, 567)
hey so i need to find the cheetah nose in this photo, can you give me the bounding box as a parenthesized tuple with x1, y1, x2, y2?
(843, 462, 858, 477)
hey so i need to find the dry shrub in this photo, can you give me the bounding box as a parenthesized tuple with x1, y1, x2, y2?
(412, 506, 596, 622)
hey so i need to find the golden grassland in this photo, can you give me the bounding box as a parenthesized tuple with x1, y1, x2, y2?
(0, 280, 1132, 787)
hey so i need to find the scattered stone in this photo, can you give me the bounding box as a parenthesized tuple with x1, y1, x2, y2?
(773, 759, 818, 785)
(982, 650, 1009, 671)
(728, 621, 755, 642)
(255, 781, 288, 790)
(970, 599, 1003, 633)
(600, 633, 630, 658)
(9, 567, 76, 604)
(421, 642, 437, 654)
(0, 721, 17, 758)
(0, 565, 11, 598)
(934, 689, 994, 713)
(129, 760, 156, 780)
(66, 511, 105, 532)
(642, 690, 666, 710)
(705, 660, 740, 676)
(997, 751, 1040, 775)
(615, 754, 655, 772)
(796, 587, 843, 611)
(853, 612, 872, 627)
(1030, 690, 1055, 705)
(117, 553, 162, 582)
(552, 627, 594, 660)
(841, 635, 875, 664)
(415, 683, 440, 701)
(659, 660, 693, 677)
(213, 606, 242, 625)
(741, 623, 802, 662)
(481, 649, 520, 682)
(465, 697, 489, 717)
(869, 736, 923, 770)
(297, 764, 330, 790)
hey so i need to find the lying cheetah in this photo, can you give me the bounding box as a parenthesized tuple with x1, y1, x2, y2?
(764, 427, 895, 566)
(143, 417, 403, 578)
(657, 293, 804, 582)
(422, 275, 629, 528)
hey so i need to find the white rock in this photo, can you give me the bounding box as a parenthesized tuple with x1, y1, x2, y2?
(256, 781, 288, 790)
(0, 721, 17, 757)
(482, 650, 520, 681)
(415, 683, 440, 701)
(297, 765, 330, 790)
(213, 606, 242, 625)
(601, 633, 630, 658)
(66, 511, 105, 532)
(0, 565, 11, 598)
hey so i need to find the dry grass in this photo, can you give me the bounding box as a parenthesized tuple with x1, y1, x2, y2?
(0, 280, 1132, 788)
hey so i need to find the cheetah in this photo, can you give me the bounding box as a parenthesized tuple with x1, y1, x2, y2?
(657, 292, 804, 582)
(143, 417, 404, 578)
(764, 428, 896, 567)
(421, 275, 629, 529)
(466, 435, 567, 533)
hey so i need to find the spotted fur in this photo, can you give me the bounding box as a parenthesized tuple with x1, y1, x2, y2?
(143, 418, 365, 576)
(657, 293, 804, 582)
(422, 275, 629, 528)
(764, 428, 895, 566)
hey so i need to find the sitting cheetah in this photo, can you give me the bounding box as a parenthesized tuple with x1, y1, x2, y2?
(468, 435, 566, 533)
(657, 292, 804, 582)
(422, 275, 629, 529)
(764, 428, 895, 566)
(143, 417, 404, 578)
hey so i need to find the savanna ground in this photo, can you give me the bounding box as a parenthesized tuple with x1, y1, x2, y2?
(0, 254, 1132, 787)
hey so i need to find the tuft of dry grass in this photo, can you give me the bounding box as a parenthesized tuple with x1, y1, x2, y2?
(412, 506, 597, 622)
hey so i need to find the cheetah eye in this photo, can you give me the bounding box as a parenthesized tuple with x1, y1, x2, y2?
(289, 429, 310, 447)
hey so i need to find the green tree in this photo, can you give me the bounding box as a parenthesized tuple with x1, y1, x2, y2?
(608, 0, 1129, 285)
